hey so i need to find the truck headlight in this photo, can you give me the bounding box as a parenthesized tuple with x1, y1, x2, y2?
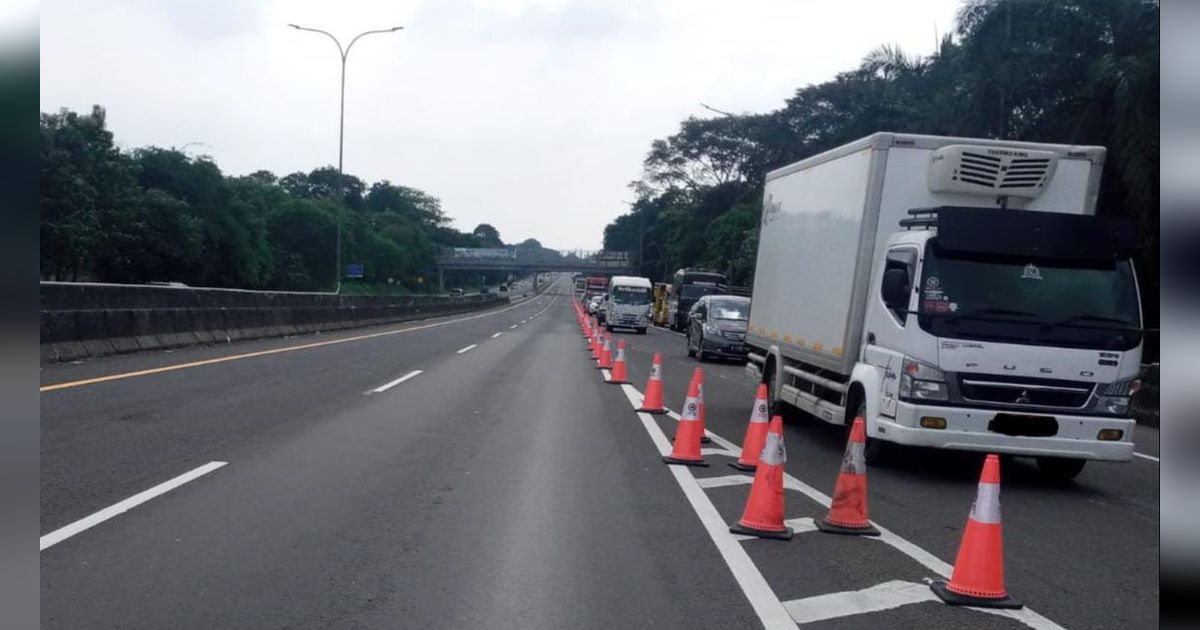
(703, 323, 720, 336)
(899, 357, 949, 402)
(1095, 378, 1141, 416)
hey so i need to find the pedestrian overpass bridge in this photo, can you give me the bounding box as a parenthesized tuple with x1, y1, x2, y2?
(433, 248, 636, 289)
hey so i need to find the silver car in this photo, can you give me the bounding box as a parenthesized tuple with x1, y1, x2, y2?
(686, 295, 751, 361)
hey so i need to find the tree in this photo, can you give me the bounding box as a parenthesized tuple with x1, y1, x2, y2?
(40, 106, 139, 280)
(471, 223, 503, 246)
(606, 0, 1159, 354)
(41, 105, 551, 293)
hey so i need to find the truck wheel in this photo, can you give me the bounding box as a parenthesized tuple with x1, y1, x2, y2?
(696, 334, 707, 362)
(637, 327, 647, 335)
(765, 366, 781, 415)
(1035, 456, 1086, 482)
(859, 402, 895, 467)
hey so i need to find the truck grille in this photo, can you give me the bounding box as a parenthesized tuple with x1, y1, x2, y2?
(957, 373, 1093, 410)
(722, 331, 746, 341)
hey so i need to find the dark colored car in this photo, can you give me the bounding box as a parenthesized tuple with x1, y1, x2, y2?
(686, 295, 751, 361)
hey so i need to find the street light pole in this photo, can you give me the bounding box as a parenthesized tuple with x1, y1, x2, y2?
(289, 23, 403, 291)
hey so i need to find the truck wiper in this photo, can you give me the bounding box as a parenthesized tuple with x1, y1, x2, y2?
(1038, 314, 1138, 330)
(943, 307, 1037, 325)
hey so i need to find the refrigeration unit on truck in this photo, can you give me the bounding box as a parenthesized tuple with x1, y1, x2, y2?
(745, 132, 1142, 481)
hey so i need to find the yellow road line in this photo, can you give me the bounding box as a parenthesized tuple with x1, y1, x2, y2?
(41, 288, 553, 394)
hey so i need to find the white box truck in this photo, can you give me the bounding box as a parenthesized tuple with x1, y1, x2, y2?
(603, 275, 653, 334)
(745, 133, 1143, 480)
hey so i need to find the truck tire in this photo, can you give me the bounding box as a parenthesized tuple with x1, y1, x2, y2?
(765, 365, 781, 415)
(859, 401, 896, 466)
(637, 327, 647, 335)
(696, 334, 707, 362)
(1035, 456, 1086, 482)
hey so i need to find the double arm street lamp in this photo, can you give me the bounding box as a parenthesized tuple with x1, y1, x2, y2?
(288, 23, 403, 290)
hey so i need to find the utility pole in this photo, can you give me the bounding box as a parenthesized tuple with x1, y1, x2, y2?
(289, 23, 403, 291)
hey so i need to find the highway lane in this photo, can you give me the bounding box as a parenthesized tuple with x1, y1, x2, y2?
(611, 322, 1160, 629)
(40, 290, 555, 532)
(41, 279, 761, 629)
(40, 277, 1159, 629)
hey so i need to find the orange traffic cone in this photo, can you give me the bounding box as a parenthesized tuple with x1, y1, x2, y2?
(730, 384, 771, 471)
(638, 352, 667, 414)
(586, 329, 595, 353)
(607, 340, 629, 384)
(597, 333, 614, 369)
(695, 367, 711, 444)
(931, 454, 1022, 609)
(590, 328, 602, 360)
(816, 417, 880, 536)
(730, 416, 792, 540)
(663, 378, 707, 467)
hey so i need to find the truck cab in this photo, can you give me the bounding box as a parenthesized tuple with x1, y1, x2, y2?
(603, 275, 653, 334)
(858, 208, 1141, 478)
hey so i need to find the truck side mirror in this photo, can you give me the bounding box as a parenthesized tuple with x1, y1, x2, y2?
(882, 268, 910, 310)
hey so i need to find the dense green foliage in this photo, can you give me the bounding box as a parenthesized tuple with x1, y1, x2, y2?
(40, 106, 511, 292)
(605, 0, 1159, 314)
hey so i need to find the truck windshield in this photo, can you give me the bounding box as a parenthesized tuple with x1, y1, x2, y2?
(681, 284, 718, 300)
(612, 286, 651, 305)
(917, 241, 1141, 351)
(709, 299, 749, 320)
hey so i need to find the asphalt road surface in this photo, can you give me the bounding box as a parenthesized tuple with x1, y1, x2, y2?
(40, 275, 1159, 629)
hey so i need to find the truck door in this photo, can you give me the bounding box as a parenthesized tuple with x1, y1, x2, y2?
(864, 247, 918, 418)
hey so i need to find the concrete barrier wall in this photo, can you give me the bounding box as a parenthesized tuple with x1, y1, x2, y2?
(40, 282, 509, 362)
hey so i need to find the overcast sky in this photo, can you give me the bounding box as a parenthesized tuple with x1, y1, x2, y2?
(41, 0, 960, 250)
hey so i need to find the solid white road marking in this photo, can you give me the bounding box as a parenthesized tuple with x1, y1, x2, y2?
(367, 369, 423, 394)
(41, 461, 227, 551)
(784, 517, 819, 535)
(491, 332, 503, 338)
(1133, 452, 1159, 463)
(696, 475, 754, 489)
(634, 393, 1065, 629)
(784, 580, 939, 625)
(456, 344, 478, 354)
(618, 384, 797, 630)
(510, 324, 518, 329)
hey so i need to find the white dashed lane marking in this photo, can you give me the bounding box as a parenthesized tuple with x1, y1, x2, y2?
(366, 369, 423, 394)
(41, 461, 228, 551)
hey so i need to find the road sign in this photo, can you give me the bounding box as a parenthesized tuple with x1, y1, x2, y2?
(345, 264, 364, 279)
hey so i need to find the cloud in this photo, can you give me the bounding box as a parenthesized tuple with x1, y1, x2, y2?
(41, 0, 962, 250)
(126, 0, 265, 40)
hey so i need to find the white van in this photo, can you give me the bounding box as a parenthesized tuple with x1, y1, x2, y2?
(603, 276, 653, 334)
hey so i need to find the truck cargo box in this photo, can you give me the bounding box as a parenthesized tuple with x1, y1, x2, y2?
(746, 132, 1105, 376)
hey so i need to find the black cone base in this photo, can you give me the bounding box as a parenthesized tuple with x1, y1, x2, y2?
(728, 461, 757, 472)
(638, 408, 668, 414)
(815, 518, 881, 537)
(700, 435, 712, 444)
(662, 455, 708, 467)
(729, 522, 793, 541)
(930, 580, 1022, 609)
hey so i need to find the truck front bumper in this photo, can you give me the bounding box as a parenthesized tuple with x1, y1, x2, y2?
(878, 400, 1135, 462)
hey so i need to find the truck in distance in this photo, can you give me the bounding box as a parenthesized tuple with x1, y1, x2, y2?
(602, 275, 653, 334)
(744, 132, 1142, 481)
(668, 268, 727, 331)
